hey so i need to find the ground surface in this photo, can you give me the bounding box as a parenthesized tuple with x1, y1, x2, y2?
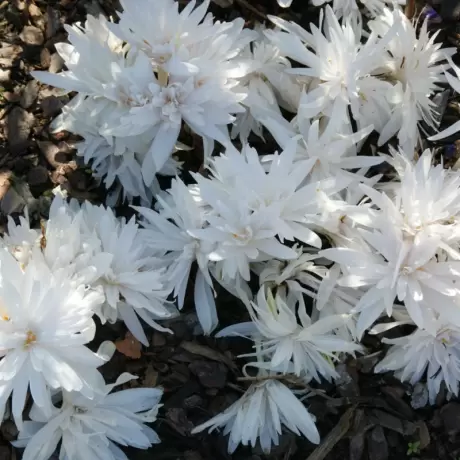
(2, 0, 460, 459)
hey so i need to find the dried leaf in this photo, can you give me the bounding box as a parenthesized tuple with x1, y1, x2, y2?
(180, 341, 237, 372)
(142, 364, 158, 387)
(115, 332, 142, 359)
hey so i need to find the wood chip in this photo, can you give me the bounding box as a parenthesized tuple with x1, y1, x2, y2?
(306, 407, 355, 460)
(19, 26, 44, 46)
(0, 172, 11, 202)
(180, 341, 237, 372)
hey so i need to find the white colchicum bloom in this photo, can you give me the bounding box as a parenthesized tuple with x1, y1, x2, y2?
(14, 373, 163, 460)
(0, 249, 110, 428)
(5, 195, 176, 346)
(369, 9, 455, 154)
(135, 178, 218, 334)
(191, 139, 352, 277)
(33, 1, 253, 196)
(77, 201, 177, 344)
(192, 377, 320, 453)
(232, 28, 301, 142)
(218, 286, 362, 380)
(320, 222, 460, 335)
(266, 7, 397, 133)
(254, 96, 382, 182)
(375, 319, 460, 404)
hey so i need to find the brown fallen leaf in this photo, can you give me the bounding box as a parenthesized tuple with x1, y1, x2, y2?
(115, 332, 142, 359)
(142, 364, 159, 387)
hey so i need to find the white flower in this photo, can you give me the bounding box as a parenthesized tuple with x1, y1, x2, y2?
(0, 249, 109, 428)
(14, 373, 163, 460)
(362, 150, 460, 246)
(254, 100, 381, 182)
(191, 377, 320, 453)
(2, 212, 40, 266)
(375, 319, 460, 404)
(219, 287, 361, 380)
(135, 178, 219, 334)
(33, 3, 251, 192)
(266, 7, 397, 131)
(232, 31, 301, 142)
(277, 0, 294, 7)
(369, 9, 455, 153)
(320, 222, 460, 335)
(32, 15, 126, 96)
(255, 249, 359, 340)
(194, 139, 351, 254)
(77, 201, 177, 345)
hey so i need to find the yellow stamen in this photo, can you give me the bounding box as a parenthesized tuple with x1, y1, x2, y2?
(157, 67, 169, 87)
(24, 330, 37, 349)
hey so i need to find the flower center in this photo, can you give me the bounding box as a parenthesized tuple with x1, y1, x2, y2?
(24, 330, 37, 349)
(231, 227, 253, 243)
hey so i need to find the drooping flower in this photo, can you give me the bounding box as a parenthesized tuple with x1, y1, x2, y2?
(14, 373, 163, 460)
(191, 377, 320, 453)
(375, 318, 460, 404)
(218, 286, 361, 380)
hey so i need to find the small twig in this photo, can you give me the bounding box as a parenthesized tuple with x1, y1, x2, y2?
(305, 407, 356, 460)
(235, 0, 268, 21)
(404, 0, 416, 20)
(236, 374, 335, 400)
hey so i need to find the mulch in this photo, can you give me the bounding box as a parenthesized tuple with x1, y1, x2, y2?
(2, 0, 460, 459)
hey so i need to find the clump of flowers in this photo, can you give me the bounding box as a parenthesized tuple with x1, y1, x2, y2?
(5, 0, 460, 457)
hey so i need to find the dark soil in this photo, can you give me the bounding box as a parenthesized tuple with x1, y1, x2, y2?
(2, 0, 460, 459)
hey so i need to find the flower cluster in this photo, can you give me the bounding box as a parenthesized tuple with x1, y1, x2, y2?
(10, 0, 460, 457)
(33, 0, 253, 203)
(0, 195, 164, 459)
